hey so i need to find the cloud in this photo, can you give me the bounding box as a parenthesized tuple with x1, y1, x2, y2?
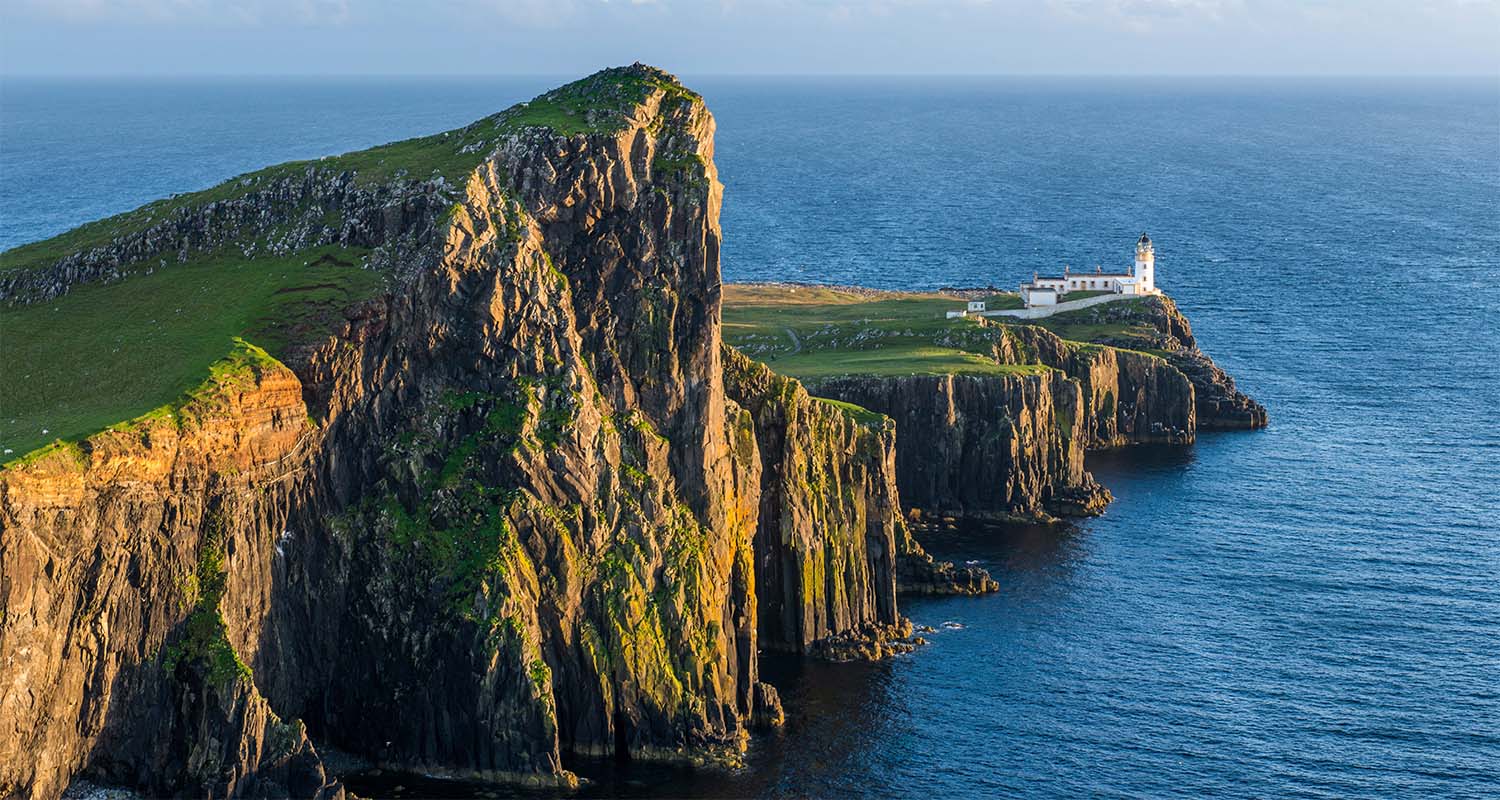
(9, 0, 352, 26)
(1047, 0, 1244, 32)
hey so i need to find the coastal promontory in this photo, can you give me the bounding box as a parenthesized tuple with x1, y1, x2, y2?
(0, 65, 1261, 799)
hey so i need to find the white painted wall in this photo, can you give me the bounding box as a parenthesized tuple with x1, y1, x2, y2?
(984, 291, 1137, 319)
(1135, 249, 1155, 292)
(1066, 275, 1128, 292)
(1021, 286, 1058, 306)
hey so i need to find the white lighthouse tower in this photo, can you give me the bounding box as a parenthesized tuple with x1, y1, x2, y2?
(1134, 233, 1156, 293)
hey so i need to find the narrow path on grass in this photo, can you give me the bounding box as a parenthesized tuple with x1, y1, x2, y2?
(784, 327, 802, 354)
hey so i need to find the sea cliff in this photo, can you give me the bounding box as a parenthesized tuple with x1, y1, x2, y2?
(722, 347, 995, 657)
(805, 370, 1111, 521)
(0, 66, 948, 798)
(724, 286, 1263, 523)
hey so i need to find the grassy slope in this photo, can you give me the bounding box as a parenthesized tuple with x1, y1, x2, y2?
(999, 297, 1166, 354)
(0, 66, 688, 462)
(1, 246, 381, 457)
(721, 284, 1051, 380)
(813, 397, 889, 426)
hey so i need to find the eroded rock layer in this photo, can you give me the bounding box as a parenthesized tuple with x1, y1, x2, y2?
(805, 316, 1230, 522)
(1037, 295, 1268, 430)
(0, 351, 335, 799)
(807, 370, 1111, 522)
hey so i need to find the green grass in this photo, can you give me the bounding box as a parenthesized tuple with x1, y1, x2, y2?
(163, 514, 252, 687)
(722, 284, 1052, 380)
(0, 65, 705, 463)
(813, 397, 888, 426)
(762, 347, 1050, 379)
(0, 245, 382, 458)
(998, 297, 1160, 347)
(497, 65, 700, 136)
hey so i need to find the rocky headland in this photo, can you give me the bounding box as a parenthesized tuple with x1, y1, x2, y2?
(0, 65, 1260, 799)
(724, 286, 1265, 523)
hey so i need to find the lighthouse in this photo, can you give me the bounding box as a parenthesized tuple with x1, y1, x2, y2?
(1134, 233, 1155, 293)
(1016, 234, 1162, 308)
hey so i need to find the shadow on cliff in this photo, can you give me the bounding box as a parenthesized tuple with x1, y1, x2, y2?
(336, 654, 894, 800)
(78, 637, 178, 792)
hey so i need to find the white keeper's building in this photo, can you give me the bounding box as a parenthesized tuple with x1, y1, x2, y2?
(1020, 233, 1161, 308)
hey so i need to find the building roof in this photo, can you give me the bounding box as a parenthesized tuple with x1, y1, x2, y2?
(1138, 232, 1152, 247)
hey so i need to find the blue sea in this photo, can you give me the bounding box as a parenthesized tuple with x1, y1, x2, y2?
(3, 76, 1498, 798)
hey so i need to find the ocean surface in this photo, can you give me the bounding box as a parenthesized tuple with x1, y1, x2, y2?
(4, 76, 1498, 798)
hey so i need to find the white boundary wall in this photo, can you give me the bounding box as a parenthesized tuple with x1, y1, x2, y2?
(979, 292, 1140, 320)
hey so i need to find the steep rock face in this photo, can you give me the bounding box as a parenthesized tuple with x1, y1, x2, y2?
(807, 372, 1110, 522)
(0, 66, 933, 799)
(0, 348, 336, 799)
(722, 347, 901, 653)
(989, 323, 1195, 447)
(247, 70, 769, 781)
(1038, 296, 1267, 430)
(797, 320, 1197, 523)
(1063, 344, 1195, 447)
(722, 348, 995, 613)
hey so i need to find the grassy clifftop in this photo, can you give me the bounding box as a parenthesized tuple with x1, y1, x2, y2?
(722, 284, 1181, 384)
(0, 65, 699, 460)
(722, 284, 1045, 380)
(1, 247, 380, 458)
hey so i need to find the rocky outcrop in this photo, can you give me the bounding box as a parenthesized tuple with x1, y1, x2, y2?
(247, 66, 774, 782)
(2, 65, 1000, 800)
(1036, 295, 1267, 430)
(895, 538, 998, 596)
(807, 371, 1111, 522)
(983, 323, 1194, 447)
(725, 348, 933, 655)
(1062, 344, 1195, 446)
(724, 348, 996, 609)
(724, 347, 901, 652)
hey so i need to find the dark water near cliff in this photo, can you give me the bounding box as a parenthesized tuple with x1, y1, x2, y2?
(5, 76, 1499, 798)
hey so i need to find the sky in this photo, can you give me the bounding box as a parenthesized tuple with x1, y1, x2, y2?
(1, 0, 1497, 77)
